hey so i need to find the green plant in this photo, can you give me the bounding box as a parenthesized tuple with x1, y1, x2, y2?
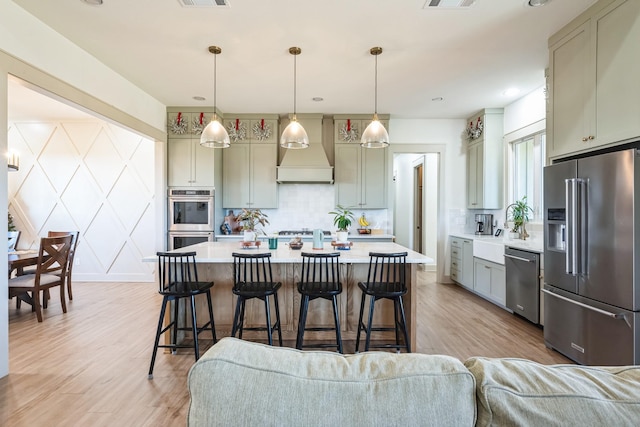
(506, 196, 533, 233)
(237, 208, 269, 233)
(329, 205, 355, 232)
(8, 212, 16, 232)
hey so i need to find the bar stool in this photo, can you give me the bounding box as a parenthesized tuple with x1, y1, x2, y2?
(148, 251, 217, 379)
(296, 252, 343, 353)
(231, 252, 282, 346)
(355, 252, 411, 353)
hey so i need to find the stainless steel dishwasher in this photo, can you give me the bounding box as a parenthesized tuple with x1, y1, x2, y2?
(504, 247, 540, 324)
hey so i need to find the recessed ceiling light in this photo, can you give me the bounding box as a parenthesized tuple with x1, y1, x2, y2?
(312, 97, 323, 102)
(81, 0, 104, 5)
(431, 97, 444, 102)
(503, 88, 520, 97)
(193, 96, 206, 101)
(528, 0, 551, 7)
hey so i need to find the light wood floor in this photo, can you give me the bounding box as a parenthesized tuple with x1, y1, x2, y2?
(1, 271, 571, 426)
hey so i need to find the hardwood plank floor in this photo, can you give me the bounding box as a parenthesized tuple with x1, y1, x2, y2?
(1, 271, 571, 426)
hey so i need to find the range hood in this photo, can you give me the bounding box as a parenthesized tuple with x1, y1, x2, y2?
(277, 114, 334, 183)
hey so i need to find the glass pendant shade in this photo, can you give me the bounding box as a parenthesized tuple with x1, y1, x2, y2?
(200, 113, 230, 148)
(281, 47, 308, 149)
(361, 46, 389, 148)
(361, 115, 389, 148)
(200, 45, 230, 148)
(280, 115, 309, 149)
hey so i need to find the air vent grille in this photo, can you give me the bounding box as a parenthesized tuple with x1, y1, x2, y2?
(424, 0, 477, 8)
(178, 0, 229, 7)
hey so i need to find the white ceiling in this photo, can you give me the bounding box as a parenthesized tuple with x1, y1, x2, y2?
(10, 0, 597, 122)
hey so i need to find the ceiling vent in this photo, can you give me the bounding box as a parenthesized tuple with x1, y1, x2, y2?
(178, 0, 229, 7)
(423, 0, 477, 8)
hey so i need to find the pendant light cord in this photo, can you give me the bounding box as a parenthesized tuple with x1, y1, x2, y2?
(213, 51, 217, 115)
(293, 52, 297, 116)
(374, 52, 378, 115)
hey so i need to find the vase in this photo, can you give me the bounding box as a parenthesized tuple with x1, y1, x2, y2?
(336, 231, 348, 243)
(519, 223, 529, 240)
(243, 230, 257, 242)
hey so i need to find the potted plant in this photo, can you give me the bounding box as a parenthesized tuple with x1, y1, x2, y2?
(8, 212, 19, 251)
(237, 208, 269, 242)
(329, 205, 355, 243)
(505, 196, 533, 240)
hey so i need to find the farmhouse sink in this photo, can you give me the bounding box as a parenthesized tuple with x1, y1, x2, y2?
(473, 239, 505, 265)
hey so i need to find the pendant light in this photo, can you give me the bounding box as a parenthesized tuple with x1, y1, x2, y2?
(200, 45, 230, 148)
(280, 47, 309, 149)
(361, 47, 389, 148)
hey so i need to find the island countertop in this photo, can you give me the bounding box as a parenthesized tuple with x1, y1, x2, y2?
(144, 241, 433, 264)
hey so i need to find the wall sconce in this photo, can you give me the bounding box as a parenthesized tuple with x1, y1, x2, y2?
(7, 152, 19, 172)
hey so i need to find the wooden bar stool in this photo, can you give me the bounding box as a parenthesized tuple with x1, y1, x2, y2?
(355, 252, 411, 353)
(148, 251, 217, 379)
(296, 252, 343, 353)
(231, 252, 282, 346)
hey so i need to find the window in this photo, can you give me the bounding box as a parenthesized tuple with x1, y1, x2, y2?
(510, 131, 545, 222)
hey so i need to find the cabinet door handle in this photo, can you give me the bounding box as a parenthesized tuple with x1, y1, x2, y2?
(588, 135, 595, 140)
(484, 266, 491, 269)
(582, 137, 588, 142)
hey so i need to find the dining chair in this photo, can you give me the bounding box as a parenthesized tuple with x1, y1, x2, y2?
(8, 235, 73, 322)
(47, 231, 80, 300)
(8, 230, 20, 252)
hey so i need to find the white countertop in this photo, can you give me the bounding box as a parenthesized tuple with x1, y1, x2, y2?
(144, 241, 432, 264)
(450, 232, 544, 253)
(215, 233, 395, 241)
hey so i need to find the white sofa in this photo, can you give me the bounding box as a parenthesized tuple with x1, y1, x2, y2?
(187, 338, 640, 426)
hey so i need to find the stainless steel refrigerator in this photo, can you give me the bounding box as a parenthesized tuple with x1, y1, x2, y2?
(543, 147, 640, 365)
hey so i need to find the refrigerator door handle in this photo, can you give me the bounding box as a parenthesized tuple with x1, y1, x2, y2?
(542, 289, 627, 323)
(565, 179, 577, 275)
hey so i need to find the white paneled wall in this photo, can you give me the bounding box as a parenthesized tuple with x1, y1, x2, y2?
(8, 120, 155, 282)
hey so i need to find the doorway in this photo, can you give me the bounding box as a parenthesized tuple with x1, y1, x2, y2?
(413, 160, 423, 254)
(392, 151, 439, 272)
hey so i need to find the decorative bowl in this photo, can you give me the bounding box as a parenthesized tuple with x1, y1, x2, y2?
(357, 228, 371, 234)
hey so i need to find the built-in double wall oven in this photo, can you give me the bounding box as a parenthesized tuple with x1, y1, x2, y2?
(168, 188, 215, 250)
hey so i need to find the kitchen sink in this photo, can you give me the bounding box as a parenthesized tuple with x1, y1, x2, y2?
(473, 239, 505, 265)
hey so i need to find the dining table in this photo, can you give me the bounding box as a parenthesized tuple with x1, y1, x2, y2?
(8, 249, 40, 278)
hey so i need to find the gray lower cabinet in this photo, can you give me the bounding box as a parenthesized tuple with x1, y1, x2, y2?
(473, 257, 506, 306)
(450, 236, 473, 290)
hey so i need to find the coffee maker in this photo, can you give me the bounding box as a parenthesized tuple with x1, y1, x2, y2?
(475, 214, 493, 235)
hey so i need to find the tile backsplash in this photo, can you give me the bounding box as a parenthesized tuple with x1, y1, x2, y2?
(232, 184, 389, 234)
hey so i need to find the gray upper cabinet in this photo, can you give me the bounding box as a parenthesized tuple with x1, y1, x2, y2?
(167, 111, 215, 187)
(222, 142, 278, 209)
(548, 0, 640, 160)
(335, 143, 387, 209)
(334, 115, 388, 209)
(466, 109, 503, 210)
(221, 114, 279, 209)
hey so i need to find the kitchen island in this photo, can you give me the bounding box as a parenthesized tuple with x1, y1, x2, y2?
(146, 240, 431, 351)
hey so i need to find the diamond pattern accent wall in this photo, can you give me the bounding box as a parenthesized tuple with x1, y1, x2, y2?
(8, 119, 156, 282)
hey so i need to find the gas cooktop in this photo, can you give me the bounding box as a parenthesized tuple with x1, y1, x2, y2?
(278, 230, 332, 236)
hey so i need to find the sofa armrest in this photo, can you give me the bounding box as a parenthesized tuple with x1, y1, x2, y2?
(465, 357, 640, 427)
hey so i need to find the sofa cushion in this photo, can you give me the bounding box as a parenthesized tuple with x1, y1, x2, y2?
(188, 338, 476, 427)
(465, 357, 640, 427)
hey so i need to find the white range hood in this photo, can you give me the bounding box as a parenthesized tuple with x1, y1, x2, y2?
(277, 114, 334, 183)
